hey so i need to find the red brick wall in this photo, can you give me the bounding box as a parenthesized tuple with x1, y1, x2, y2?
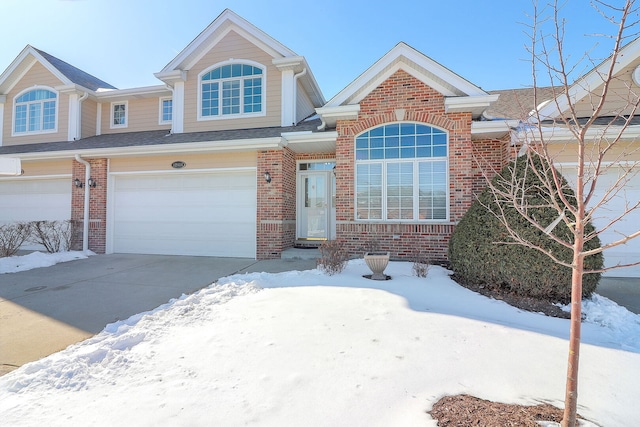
(71, 158, 107, 253)
(334, 69, 508, 262)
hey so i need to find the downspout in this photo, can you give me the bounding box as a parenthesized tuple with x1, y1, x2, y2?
(74, 154, 91, 252)
(292, 68, 307, 126)
(76, 92, 89, 140)
(165, 84, 174, 134)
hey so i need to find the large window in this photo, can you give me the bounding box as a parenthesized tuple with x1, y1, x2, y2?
(14, 88, 57, 134)
(355, 123, 448, 221)
(200, 63, 263, 118)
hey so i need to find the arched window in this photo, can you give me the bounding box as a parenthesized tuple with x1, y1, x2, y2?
(355, 122, 448, 221)
(200, 63, 263, 118)
(14, 88, 57, 134)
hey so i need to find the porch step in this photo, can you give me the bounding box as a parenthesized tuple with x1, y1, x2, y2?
(281, 247, 320, 260)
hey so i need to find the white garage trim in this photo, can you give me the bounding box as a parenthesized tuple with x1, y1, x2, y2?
(107, 167, 257, 258)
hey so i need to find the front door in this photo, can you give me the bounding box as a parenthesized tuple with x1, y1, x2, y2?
(297, 163, 335, 240)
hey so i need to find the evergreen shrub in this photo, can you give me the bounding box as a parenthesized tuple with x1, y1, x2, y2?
(448, 154, 603, 303)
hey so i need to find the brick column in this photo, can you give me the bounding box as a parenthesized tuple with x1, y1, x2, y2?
(71, 158, 108, 253)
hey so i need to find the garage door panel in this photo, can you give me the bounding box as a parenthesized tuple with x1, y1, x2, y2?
(112, 171, 256, 258)
(0, 178, 71, 224)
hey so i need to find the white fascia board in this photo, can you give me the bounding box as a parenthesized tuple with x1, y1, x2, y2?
(315, 105, 360, 127)
(471, 120, 519, 139)
(281, 130, 338, 143)
(95, 85, 171, 101)
(326, 42, 487, 108)
(8, 137, 286, 161)
(0, 46, 72, 94)
(445, 94, 499, 111)
(160, 9, 296, 73)
(154, 70, 187, 86)
(517, 124, 640, 143)
(536, 37, 640, 119)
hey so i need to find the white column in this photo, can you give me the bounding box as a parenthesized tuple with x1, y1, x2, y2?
(0, 95, 5, 146)
(96, 103, 102, 136)
(68, 93, 79, 141)
(172, 81, 185, 133)
(280, 69, 295, 127)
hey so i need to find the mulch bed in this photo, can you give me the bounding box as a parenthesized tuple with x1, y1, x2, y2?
(429, 394, 583, 426)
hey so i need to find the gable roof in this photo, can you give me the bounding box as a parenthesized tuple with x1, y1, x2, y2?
(317, 42, 498, 128)
(535, 36, 640, 120)
(158, 9, 296, 73)
(0, 45, 116, 94)
(33, 48, 117, 91)
(486, 87, 558, 120)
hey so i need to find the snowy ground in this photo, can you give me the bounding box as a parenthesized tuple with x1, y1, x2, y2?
(1, 254, 639, 426)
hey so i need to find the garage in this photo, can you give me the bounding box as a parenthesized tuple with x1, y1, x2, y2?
(0, 177, 71, 224)
(110, 169, 257, 258)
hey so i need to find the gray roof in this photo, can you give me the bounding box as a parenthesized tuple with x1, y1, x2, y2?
(0, 119, 325, 156)
(486, 87, 558, 120)
(34, 47, 117, 91)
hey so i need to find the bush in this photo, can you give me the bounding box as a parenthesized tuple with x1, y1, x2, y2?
(448, 154, 603, 303)
(29, 220, 72, 253)
(412, 251, 431, 278)
(0, 222, 32, 257)
(317, 239, 349, 275)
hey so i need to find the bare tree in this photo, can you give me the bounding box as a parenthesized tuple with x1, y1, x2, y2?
(480, 1, 640, 425)
(0, 223, 31, 258)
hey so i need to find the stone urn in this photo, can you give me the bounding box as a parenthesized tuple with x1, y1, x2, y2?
(364, 252, 390, 280)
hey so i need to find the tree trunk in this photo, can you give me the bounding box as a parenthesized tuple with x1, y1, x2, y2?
(561, 237, 584, 427)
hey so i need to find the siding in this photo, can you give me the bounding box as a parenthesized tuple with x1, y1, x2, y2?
(546, 139, 640, 163)
(296, 80, 315, 123)
(81, 99, 97, 139)
(183, 30, 282, 132)
(99, 97, 172, 134)
(109, 152, 256, 173)
(16, 159, 71, 177)
(2, 61, 68, 145)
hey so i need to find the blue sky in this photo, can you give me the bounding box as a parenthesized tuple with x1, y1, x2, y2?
(0, 0, 622, 99)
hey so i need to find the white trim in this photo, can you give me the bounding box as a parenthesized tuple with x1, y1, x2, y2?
(108, 166, 256, 176)
(172, 81, 185, 133)
(96, 85, 169, 102)
(110, 101, 128, 129)
(0, 100, 4, 146)
(517, 124, 640, 143)
(159, 9, 296, 74)
(0, 46, 72, 94)
(196, 59, 266, 122)
(158, 96, 172, 125)
(11, 85, 59, 137)
(326, 42, 488, 108)
(0, 173, 71, 181)
(96, 103, 102, 135)
(471, 119, 519, 139)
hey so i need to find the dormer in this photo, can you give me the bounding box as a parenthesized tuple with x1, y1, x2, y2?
(154, 9, 324, 133)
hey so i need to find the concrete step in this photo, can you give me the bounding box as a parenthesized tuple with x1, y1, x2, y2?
(281, 247, 320, 260)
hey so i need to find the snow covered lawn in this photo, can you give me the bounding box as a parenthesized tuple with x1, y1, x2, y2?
(1, 257, 639, 426)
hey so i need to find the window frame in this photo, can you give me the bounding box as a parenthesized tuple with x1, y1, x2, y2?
(110, 101, 128, 129)
(159, 96, 172, 125)
(12, 86, 59, 136)
(197, 59, 266, 121)
(354, 122, 450, 223)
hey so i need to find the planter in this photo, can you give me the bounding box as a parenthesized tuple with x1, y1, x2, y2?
(364, 252, 390, 280)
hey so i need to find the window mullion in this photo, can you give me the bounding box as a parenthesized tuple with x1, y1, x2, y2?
(382, 162, 387, 221)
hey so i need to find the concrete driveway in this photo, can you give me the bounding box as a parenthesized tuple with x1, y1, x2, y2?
(0, 254, 316, 376)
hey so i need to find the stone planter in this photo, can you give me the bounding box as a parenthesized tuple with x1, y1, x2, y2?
(364, 252, 390, 280)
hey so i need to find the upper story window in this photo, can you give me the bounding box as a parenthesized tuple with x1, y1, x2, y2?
(111, 102, 127, 128)
(355, 123, 449, 222)
(199, 62, 264, 119)
(13, 88, 57, 134)
(159, 97, 172, 124)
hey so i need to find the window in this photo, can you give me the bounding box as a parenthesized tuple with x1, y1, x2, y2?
(200, 62, 264, 119)
(14, 88, 57, 134)
(355, 123, 448, 221)
(111, 102, 127, 128)
(160, 97, 172, 124)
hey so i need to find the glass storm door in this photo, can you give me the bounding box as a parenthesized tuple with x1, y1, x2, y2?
(297, 164, 335, 240)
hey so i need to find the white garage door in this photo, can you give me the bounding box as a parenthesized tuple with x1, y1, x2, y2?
(591, 169, 640, 277)
(111, 170, 256, 258)
(0, 178, 71, 224)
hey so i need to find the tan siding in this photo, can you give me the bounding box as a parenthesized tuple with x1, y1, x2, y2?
(546, 139, 640, 163)
(99, 98, 172, 134)
(183, 30, 281, 132)
(81, 99, 97, 139)
(109, 152, 257, 173)
(574, 57, 640, 117)
(296, 80, 315, 123)
(18, 159, 72, 177)
(3, 61, 68, 145)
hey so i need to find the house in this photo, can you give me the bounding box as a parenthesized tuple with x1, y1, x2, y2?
(0, 9, 637, 275)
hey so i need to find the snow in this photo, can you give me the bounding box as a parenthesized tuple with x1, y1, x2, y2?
(1, 256, 639, 426)
(0, 251, 91, 274)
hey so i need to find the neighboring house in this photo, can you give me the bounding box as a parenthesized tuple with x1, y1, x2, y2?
(0, 9, 637, 276)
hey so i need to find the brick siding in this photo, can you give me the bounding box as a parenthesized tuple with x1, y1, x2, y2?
(71, 158, 107, 253)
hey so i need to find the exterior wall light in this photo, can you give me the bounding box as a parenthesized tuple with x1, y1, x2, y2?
(88, 178, 97, 188)
(74, 178, 83, 188)
(264, 171, 272, 183)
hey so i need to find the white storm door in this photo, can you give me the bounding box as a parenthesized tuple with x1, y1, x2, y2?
(297, 171, 332, 240)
